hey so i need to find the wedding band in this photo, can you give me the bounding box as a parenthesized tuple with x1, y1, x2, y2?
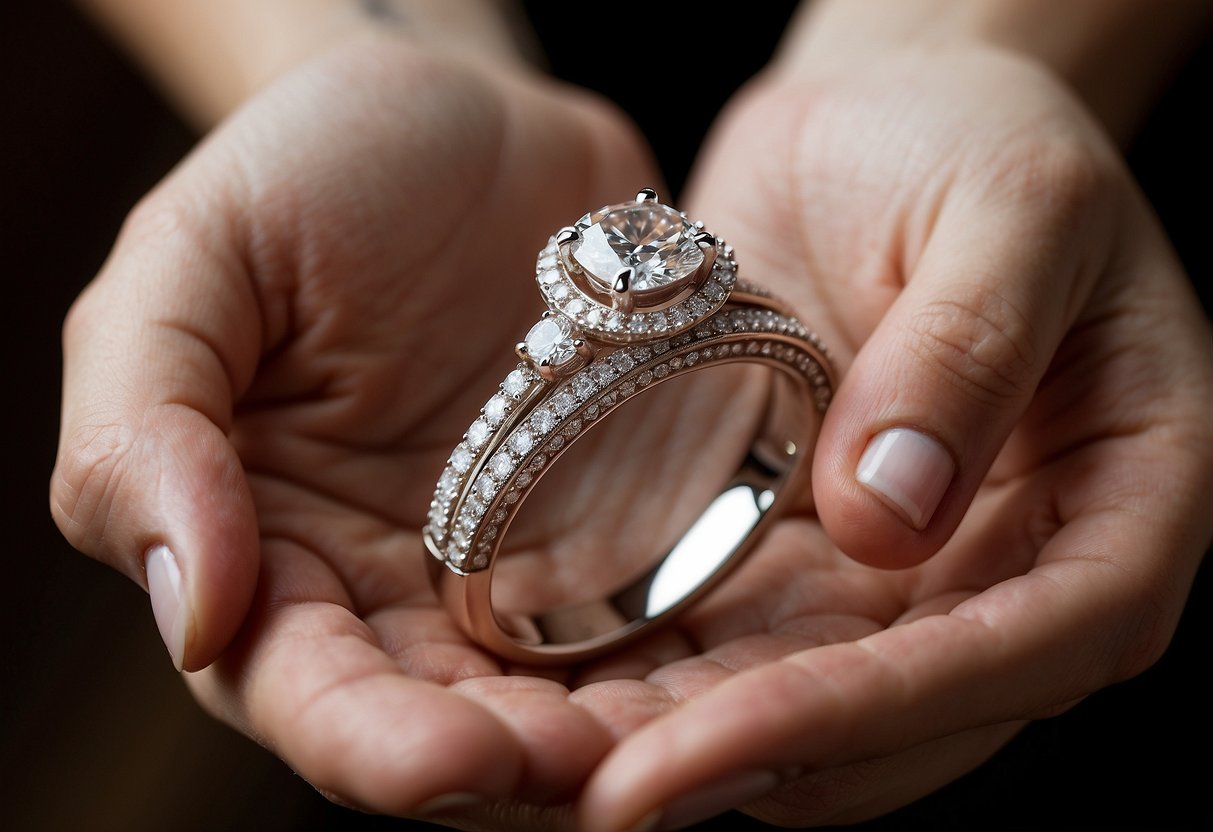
(423, 189, 834, 665)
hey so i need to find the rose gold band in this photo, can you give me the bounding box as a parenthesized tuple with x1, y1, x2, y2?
(422, 191, 834, 665)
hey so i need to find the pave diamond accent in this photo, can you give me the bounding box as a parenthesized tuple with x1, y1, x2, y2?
(503, 369, 530, 397)
(467, 418, 490, 448)
(424, 305, 833, 571)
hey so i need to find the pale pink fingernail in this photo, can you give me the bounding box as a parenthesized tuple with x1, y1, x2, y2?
(145, 544, 189, 671)
(655, 769, 780, 830)
(856, 428, 954, 530)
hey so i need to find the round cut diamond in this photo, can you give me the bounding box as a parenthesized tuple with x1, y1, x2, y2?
(509, 428, 534, 455)
(573, 202, 704, 292)
(524, 315, 579, 367)
(484, 394, 509, 426)
(450, 444, 473, 474)
(503, 369, 530, 397)
(489, 452, 514, 480)
(531, 406, 557, 434)
(466, 418, 490, 448)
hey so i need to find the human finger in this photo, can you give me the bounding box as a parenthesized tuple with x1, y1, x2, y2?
(51, 190, 262, 670)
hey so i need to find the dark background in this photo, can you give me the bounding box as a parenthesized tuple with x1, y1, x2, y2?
(2, 2, 1210, 830)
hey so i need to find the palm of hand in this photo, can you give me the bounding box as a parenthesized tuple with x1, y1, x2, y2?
(132, 42, 1208, 829)
(567, 51, 1212, 828)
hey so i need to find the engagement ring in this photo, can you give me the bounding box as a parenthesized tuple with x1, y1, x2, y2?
(424, 189, 834, 664)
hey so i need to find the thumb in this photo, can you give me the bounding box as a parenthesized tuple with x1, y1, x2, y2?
(51, 194, 262, 671)
(813, 155, 1109, 567)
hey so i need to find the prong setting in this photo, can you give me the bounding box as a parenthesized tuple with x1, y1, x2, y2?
(611, 266, 634, 313)
(534, 191, 738, 342)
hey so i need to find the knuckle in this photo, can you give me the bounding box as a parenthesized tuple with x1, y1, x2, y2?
(1111, 585, 1180, 681)
(50, 420, 137, 556)
(983, 135, 1118, 237)
(121, 190, 206, 249)
(904, 284, 1039, 409)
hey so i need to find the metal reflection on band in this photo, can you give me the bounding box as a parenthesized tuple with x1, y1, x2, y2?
(422, 191, 834, 665)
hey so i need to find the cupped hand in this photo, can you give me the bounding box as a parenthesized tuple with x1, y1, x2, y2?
(51, 35, 672, 820)
(572, 47, 1213, 829)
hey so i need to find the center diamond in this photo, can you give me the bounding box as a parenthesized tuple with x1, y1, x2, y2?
(573, 202, 704, 292)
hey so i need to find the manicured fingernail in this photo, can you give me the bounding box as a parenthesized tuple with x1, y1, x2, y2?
(656, 769, 781, 830)
(416, 792, 485, 817)
(856, 427, 954, 530)
(145, 544, 189, 671)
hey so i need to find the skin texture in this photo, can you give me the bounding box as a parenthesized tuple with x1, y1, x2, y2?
(52, 30, 1213, 832)
(575, 47, 1213, 828)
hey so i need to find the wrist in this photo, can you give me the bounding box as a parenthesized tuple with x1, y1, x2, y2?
(773, 0, 1213, 144)
(78, 0, 538, 129)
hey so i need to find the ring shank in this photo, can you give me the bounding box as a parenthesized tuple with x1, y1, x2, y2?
(427, 327, 828, 664)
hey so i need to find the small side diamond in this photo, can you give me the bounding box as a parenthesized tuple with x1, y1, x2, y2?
(531, 406, 558, 434)
(437, 467, 459, 497)
(489, 452, 514, 480)
(573, 374, 597, 399)
(669, 306, 691, 329)
(465, 494, 486, 519)
(591, 362, 617, 385)
(704, 280, 726, 301)
(503, 369, 530, 397)
(611, 352, 634, 373)
(627, 315, 648, 333)
(466, 418, 490, 449)
(484, 394, 509, 427)
(475, 473, 496, 499)
(450, 444, 473, 474)
(551, 282, 571, 301)
(509, 428, 534, 455)
(539, 269, 561, 285)
(553, 391, 578, 416)
(565, 299, 587, 316)
(649, 312, 669, 332)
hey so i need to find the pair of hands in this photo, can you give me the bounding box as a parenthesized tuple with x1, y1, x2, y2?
(52, 31, 1213, 831)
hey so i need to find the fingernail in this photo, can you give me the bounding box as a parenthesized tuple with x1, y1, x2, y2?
(145, 544, 189, 671)
(416, 792, 485, 817)
(655, 769, 781, 830)
(856, 427, 954, 530)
